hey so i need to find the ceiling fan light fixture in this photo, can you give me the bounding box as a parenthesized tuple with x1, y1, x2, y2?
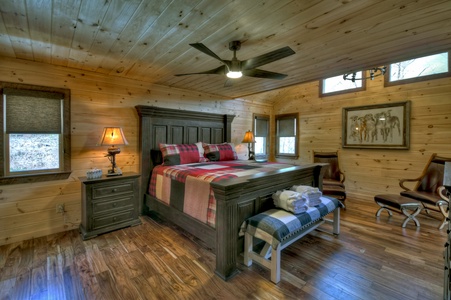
(226, 71, 242, 78)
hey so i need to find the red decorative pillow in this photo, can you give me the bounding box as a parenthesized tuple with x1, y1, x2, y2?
(159, 142, 205, 166)
(203, 143, 238, 161)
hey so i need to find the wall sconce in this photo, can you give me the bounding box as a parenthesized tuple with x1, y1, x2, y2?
(98, 127, 128, 176)
(242, 130, 256, 160)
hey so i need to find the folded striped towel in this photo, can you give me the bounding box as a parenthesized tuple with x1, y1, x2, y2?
(272, 190, 308, 214)
(290, 185, 323, 207)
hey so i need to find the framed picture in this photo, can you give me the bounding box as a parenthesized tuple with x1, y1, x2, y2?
(342, 101, 411, 149)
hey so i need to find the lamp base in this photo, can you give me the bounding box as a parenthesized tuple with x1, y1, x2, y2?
(107, 167, 122, 177)
(106, 171, 122, 177)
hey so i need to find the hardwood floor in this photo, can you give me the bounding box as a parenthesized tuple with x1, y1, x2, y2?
(0, 197, 447, 300)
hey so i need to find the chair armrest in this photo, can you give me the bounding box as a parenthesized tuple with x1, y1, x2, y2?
(339, 170, 346, 183)
(438, 186, 450, 202)
(399, 177, 421, 191)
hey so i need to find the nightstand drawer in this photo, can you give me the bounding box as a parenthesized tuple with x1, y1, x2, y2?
(92, 196, 134, 215)
(92, 181, 135, 199)
(92, 209, 135, 230)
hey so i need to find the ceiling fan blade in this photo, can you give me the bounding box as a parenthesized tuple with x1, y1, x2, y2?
(175, 65, 226, 76)
(189, 43, 225, 63)
(243, 69, 288, 79)
(241, 46, 295, 70)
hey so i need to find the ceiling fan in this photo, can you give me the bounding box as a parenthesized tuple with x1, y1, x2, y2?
(175, 41, 295, 86)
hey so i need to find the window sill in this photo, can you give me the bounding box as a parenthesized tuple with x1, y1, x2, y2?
(0, 171, 72, 185)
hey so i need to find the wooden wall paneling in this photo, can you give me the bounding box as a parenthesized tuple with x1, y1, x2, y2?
(0, 58, 271, 246)
(268, 74, 451, 200)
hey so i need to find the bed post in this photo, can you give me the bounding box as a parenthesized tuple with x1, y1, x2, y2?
(211, 178, 247, 280)
(224, 114, 234, 142)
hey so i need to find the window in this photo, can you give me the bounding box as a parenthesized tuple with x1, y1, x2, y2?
(320, 71, 366, 97)
(253, 114, 269, 160)
(0, 82, 71, 184)
(386, 51, 449, 86)
(275, 113, 298, 159)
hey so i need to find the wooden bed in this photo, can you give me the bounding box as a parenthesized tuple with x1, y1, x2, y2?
(135, 105, 326, 280)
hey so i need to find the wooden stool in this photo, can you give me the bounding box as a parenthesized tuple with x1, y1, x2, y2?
(374, 194, 422, 228)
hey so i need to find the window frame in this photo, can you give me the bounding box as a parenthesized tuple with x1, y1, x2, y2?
(253, 113, 270, 161)
(384, 51, 450, 87)
(275, 113, 299, 159)
(319, 72, 367, 97)
(0, 82, 71, 185)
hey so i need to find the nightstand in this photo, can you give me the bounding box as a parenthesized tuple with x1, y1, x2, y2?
(79, 172, 141, 240)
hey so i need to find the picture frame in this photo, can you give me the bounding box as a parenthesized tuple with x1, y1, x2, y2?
(342, 101, 411, 149)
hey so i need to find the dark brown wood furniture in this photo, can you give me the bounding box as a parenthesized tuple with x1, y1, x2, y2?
(399, 153, 451, 229)
(135, 105, 326, 280)
(374, 194, 422, 227)
(79, 172, 141, 240)
(313, 151, 346, 204)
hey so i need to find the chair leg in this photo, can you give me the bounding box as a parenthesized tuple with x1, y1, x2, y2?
(438, 204, 449, 230)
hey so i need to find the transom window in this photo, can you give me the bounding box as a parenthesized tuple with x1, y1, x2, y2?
(320, 71, 366, 96)
(386, 51, 449, 85)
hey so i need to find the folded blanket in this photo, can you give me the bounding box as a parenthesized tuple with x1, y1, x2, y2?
(290, 185, 323, 207)
(272, 190, 308, 214)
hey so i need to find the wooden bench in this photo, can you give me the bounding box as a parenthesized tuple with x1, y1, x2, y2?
(374, 194, 422, 228)
(242, 196, 342, 284)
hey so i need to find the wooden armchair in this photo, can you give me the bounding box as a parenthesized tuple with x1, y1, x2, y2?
(313, 151, 346, 204)
(399, 153, 450, 229)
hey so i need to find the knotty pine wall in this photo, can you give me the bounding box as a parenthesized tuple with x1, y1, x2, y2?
(0, 57, 272, 246)
(248, 73, 451, 199)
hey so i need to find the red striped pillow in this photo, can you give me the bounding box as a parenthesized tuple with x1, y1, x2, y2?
(159, 142, 206, 165)
(203, 143, 238, 161)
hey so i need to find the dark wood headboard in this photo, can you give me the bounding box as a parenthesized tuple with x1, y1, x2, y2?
(135, 105, 235, 213)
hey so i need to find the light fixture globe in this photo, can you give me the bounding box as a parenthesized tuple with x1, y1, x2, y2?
(226, 71, 242, 78)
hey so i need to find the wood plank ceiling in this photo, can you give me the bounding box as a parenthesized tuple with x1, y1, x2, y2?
(0, 0, 450, 99)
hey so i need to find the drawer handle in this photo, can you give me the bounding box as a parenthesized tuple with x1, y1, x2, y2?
(112, 188, 118, 193)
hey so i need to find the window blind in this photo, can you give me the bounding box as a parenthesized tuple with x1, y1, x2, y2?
(278, 118, 296, 137)
(4, 88, 63, 134)
(255, 116, 268, 137)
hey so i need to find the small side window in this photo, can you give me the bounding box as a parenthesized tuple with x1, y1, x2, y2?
(275, 113, 298, 159)
(253, 114, 269, 161)
(0, 82, 71, 185)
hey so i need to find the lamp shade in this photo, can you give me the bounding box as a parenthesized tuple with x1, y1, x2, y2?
(242, 130, 256, 143)
(98, 127, 129, 146)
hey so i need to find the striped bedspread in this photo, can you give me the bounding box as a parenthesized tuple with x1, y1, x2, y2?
(242, 196, 342, 249)
(149, 161, 297, 228)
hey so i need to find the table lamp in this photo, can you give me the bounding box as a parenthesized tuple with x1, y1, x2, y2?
(98, 127, 128, 176)
(242, 130, 256, 160)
